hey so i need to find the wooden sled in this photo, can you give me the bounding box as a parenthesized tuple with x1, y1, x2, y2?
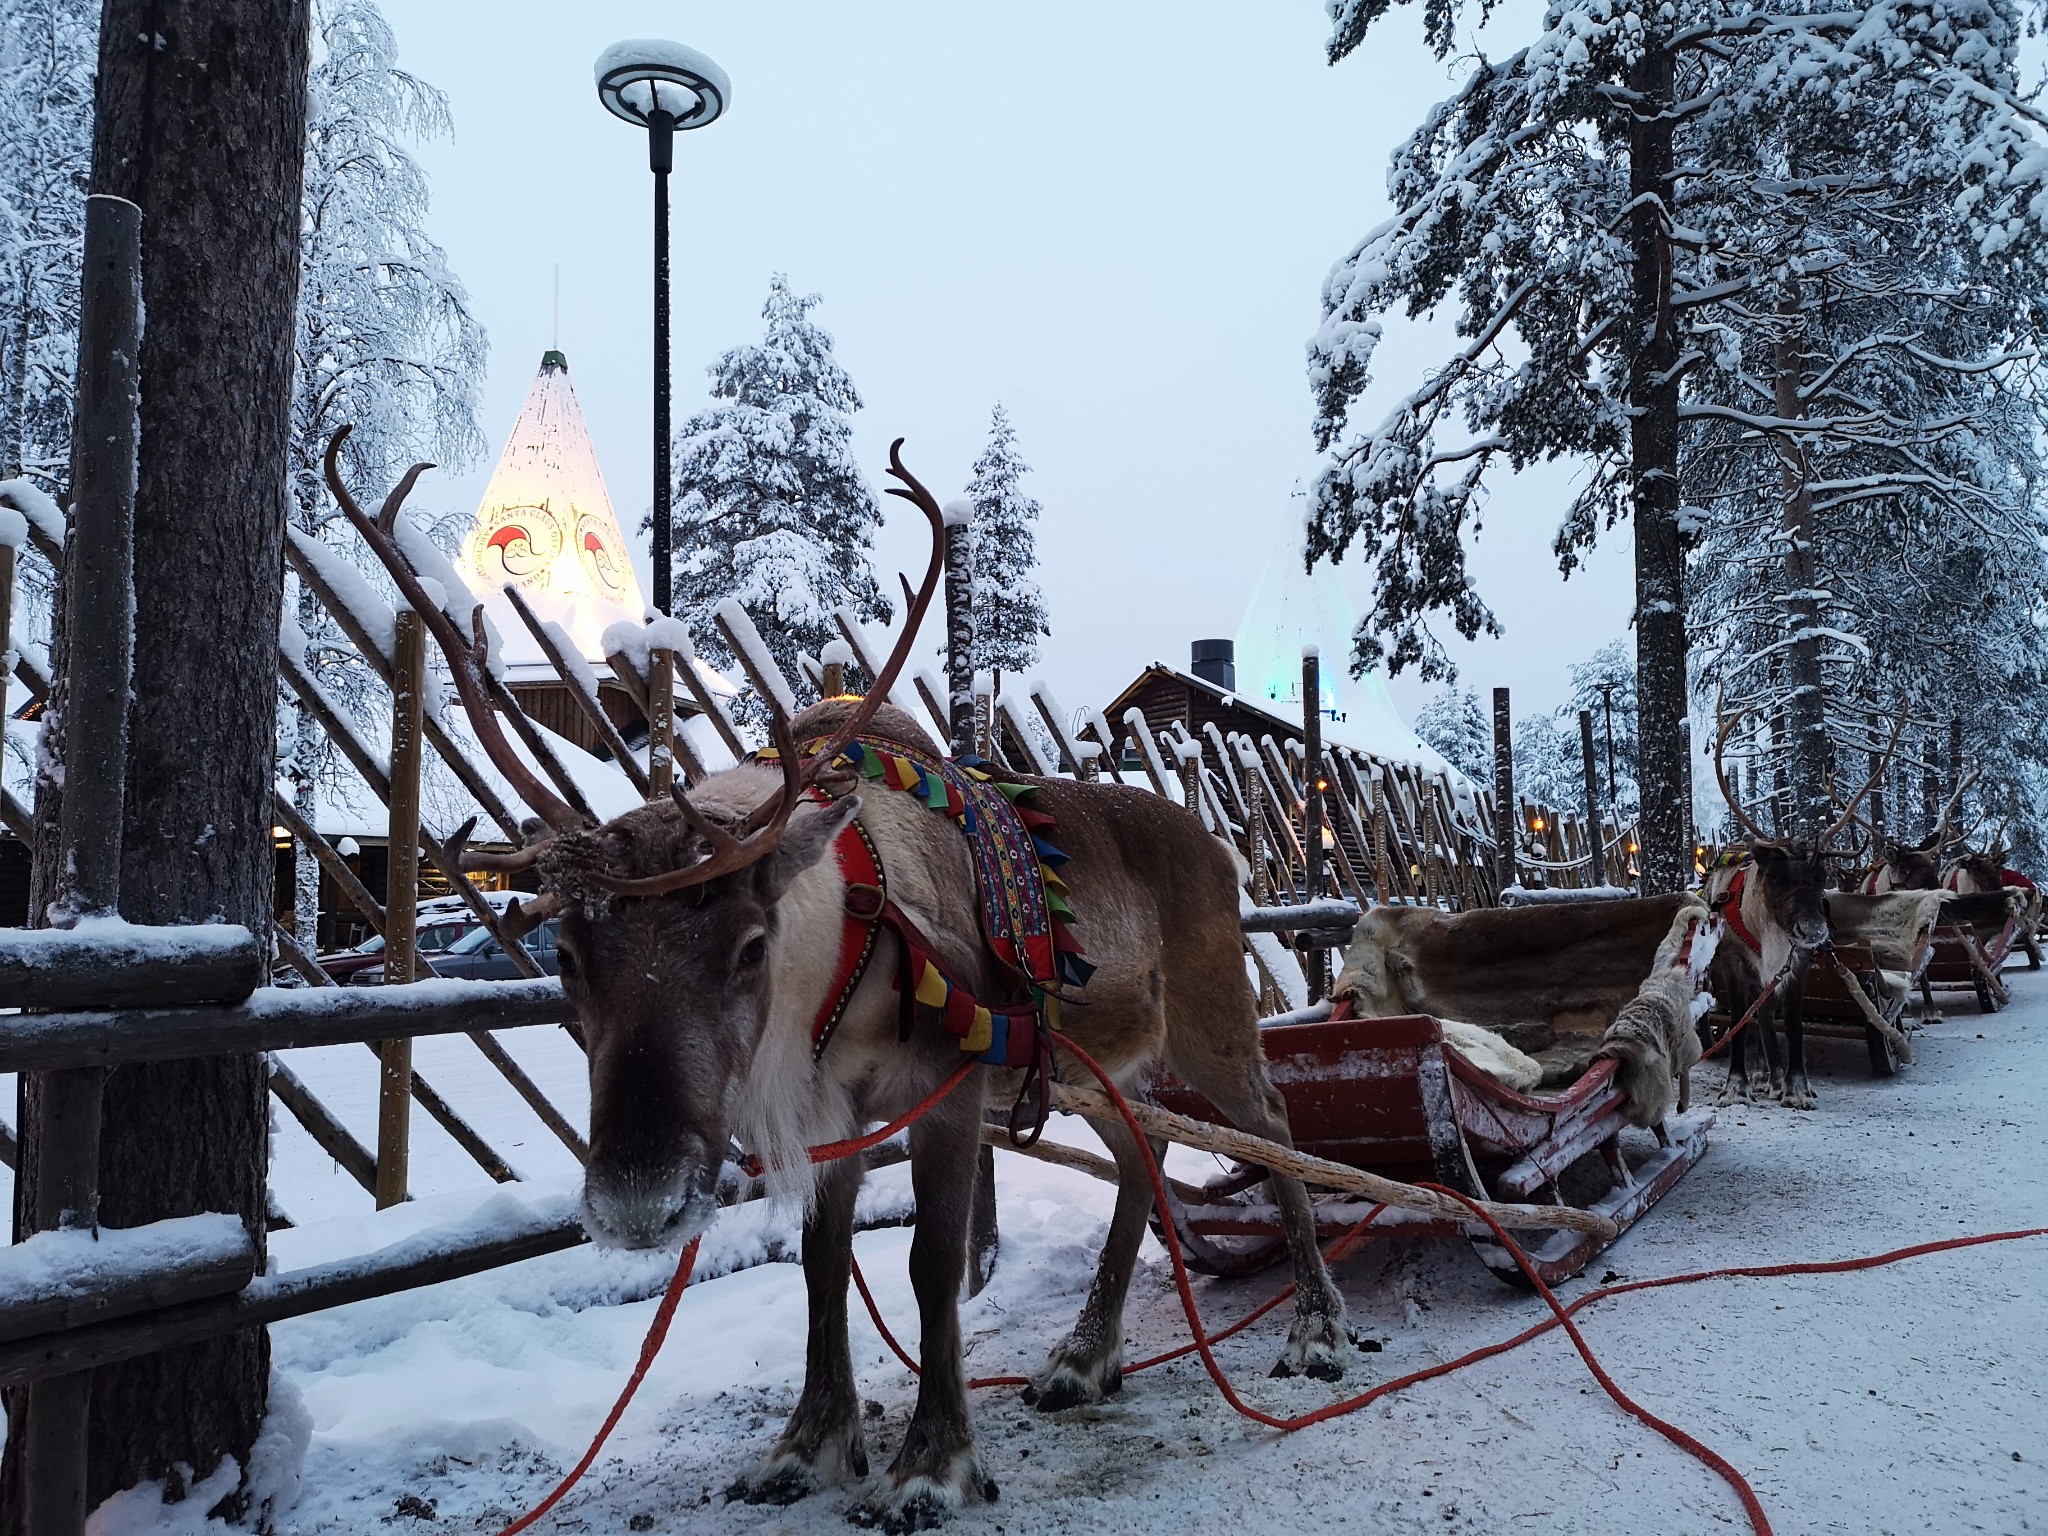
(1926, 892, 2024, 1013)
(1797, 939, 1922, 1077)
(1147, 1009, 1713, 1290)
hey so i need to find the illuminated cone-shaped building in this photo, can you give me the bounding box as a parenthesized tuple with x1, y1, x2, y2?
(462, 348, 647, 670)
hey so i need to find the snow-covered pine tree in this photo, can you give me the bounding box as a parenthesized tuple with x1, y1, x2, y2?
(671, 275, 890, 711)
(1563, 641, 1638, 817)
(1413, 686, 1490, 783)
(1309, 0, 2048, 889)
(965, 403, 1048, 697)
(285, 0, 486, 941)
(0, 0, 93, 496)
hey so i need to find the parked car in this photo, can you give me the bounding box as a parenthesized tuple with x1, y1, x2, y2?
(317, 890, 520, 981)
(317, 916, 473, 981)
(347, 915, 560, 984)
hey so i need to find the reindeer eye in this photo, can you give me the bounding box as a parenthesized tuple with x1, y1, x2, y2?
(738, 934, 767, 970)
(556, 944, 580, 980)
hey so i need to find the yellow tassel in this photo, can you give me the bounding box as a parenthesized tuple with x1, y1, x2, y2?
(964, 1006, 994, 1054)
(1044, 993, 1062, 1034)
(915, 961, 949, 1009)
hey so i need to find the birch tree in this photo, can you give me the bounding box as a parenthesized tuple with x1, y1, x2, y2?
(284, 0, 486, 942)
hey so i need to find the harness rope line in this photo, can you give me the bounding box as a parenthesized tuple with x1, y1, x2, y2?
(494, 1035, 2043, 1536)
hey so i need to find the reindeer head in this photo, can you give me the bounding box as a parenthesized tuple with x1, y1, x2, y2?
(328, 433, 946, 1251)
(1712, 693, 1901, 956)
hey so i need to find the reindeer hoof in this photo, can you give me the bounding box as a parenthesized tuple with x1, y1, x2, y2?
(727, 1426, 869, 1505)
(849, 1453, 996, 1532)
(1025, 1339, 1123, 1411)
(1272, 1312, 1349, 1382)
(1717, 1078, 1750, 1107)
(1782, 1085, 1817, 1111)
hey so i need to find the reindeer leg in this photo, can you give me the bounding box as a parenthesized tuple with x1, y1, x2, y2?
(1718, 988, 1756, 1106)
(1025, 1113, 1163, 1411)
(851, 1089, 995, 1533)
(1780, 970, 1816, 1110)
(1180, 1055, 1349, 1382)
(726, 1153, 867, 1506)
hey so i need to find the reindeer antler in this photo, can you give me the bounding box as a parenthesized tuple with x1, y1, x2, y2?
(1712, 691, 1778, 847)
(581, 439, 950, 898)
(1818, 708, 1907, 851)
(1930, 762, 1981, 851)
(323, 428, 586, 836)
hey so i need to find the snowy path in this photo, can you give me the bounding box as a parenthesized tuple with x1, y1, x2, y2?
(68, 973, 2048, 1534)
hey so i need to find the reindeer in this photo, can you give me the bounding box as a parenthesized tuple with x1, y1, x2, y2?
(1942, 804, 2042, 969)
(1859, 766, 1974, 893)
(325, 435, 1348, 1531)
(1705, 703, 1898, 1109)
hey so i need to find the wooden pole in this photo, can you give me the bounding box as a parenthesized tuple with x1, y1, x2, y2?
(22, 194, 142, 1536)
(648, 647, 677, 798)
(1301, 652, 1328, 998)
(376, 608, 425, 1210)
(1492, 687, 1516, 892)
(943, 509, 975, 755)
(0, 543, 11, 765)
(1579, 708, 1606, 887)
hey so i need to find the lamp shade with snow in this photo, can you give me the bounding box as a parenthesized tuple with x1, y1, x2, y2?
(595, 40, 730, 139)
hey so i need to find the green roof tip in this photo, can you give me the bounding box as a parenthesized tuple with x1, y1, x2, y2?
(541, 348, 569, 372)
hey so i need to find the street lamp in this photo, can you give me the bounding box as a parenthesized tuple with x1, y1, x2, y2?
(1595, 680, 1621, 807)
(595, 39, 731, 616)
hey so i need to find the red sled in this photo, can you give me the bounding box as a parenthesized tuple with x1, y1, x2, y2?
(1150, 1008, 1713, 1289)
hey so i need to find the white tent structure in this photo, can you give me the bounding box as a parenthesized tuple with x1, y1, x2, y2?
(459, 350, 648, 673)
(1232, 536, 1459, 782)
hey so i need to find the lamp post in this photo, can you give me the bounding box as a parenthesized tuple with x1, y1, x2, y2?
(1595, 680, 1621, 807)
(596, 40, 731, 616)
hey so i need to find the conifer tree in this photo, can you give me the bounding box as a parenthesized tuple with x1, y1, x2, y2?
(965, 403, 1048, 695)
(1413, 686, 1489, 783)
(672, 275, 890, 706)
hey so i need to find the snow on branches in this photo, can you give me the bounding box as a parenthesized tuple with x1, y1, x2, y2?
(670, 275, 891, 716)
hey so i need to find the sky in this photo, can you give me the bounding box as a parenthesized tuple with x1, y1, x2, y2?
(379, 0, 1636, 728)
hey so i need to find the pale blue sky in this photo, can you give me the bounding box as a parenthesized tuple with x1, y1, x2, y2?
(381, 0, 1635, 722)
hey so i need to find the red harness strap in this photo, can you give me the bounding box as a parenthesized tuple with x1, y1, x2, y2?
(1714, 867, 1763, 956)
(811, 814, 886, 1062)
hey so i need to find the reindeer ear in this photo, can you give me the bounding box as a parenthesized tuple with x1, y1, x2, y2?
(757, 794, 863, 903)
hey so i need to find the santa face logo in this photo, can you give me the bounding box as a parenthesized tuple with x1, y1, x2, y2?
(471, 503, 564, 588)
(577, 513, 632, 602)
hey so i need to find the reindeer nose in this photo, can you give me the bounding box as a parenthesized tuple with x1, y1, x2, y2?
(581, 1164, 707, 1251)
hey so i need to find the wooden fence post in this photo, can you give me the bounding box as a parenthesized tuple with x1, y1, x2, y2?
(376, 606, 425, 1210)
(648, 646, 677, 799)
(22, 193, 143, 1536)
(1492, 687, 1516, 892)
(1578, 708, 1605, 887)
(942, 505, 974, 755)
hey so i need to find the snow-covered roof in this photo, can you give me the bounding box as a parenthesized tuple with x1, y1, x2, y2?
(459, 351, 648, 672)
(1109, 659, 1457, 782)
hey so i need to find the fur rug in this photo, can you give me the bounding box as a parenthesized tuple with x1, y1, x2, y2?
(1593, 903, 1707, 1128)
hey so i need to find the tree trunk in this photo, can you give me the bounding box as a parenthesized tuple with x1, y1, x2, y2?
(3, 4, 313, 1526)
(1773, 322, 1830, 834)
(1626, 39, 1689, 894)
(943, 516, 975, 755)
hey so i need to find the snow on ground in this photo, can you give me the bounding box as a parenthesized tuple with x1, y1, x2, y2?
(32, 972, 2048, 1534)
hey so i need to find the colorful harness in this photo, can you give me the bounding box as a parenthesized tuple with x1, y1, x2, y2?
(762, 736, 1095, 1145)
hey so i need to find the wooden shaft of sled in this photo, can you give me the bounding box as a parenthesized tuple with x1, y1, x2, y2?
(1823, 952, 1914, 1060)
(1045, 1083, 1618, 1239)
(979, 1123, 1210, 1209)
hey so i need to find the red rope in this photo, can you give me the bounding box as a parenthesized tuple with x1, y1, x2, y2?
(494, 1233, 702, 1535)
(492, 1058, 979, 1534)
(501, 1030, 2043, 1536)
(1699, 971, 1784, 1061)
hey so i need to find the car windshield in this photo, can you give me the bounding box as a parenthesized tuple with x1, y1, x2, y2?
(417, 921, 470, 953)
(447, 923, 501, 955)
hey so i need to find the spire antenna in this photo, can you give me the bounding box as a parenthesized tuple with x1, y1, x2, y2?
(552, 264, 560, 350)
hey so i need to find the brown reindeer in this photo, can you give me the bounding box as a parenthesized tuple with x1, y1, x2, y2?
(1859, 766, 1974, 893)
(1942, 805, 2042, 969)
(1704, 704, 1898, 1109)
(326, 434, 1347, 1532)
